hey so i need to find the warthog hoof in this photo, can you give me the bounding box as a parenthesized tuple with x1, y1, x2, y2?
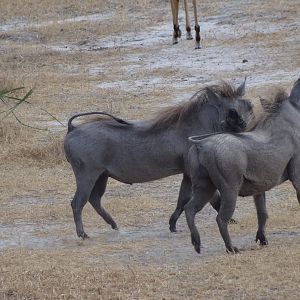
(191, 235, 201, 254)
(169, 225, 177, 233)
(260, 240, 268, 246)
(226, 246, 240, 254)
(255, 232, 268, 246)
(79, 232, 89, 240)
(229, 218, 237, 224)
(111, 222, 118, 230)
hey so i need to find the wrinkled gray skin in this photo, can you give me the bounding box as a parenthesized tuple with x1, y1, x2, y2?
(186, 78, 300, 254)
(64, 80, 254, 239)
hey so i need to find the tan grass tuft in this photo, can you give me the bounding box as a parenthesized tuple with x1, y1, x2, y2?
(18, 137, 65, 164)
(0, 121, 24, 144)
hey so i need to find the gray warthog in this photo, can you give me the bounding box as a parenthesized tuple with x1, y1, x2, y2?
(64, 80, 254, 239)
(186, 78, 300, 254)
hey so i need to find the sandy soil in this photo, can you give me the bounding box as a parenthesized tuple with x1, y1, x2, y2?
(0, 0, 299, 299)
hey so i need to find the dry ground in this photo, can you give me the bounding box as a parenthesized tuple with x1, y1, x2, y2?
(0, 0, 299, 299)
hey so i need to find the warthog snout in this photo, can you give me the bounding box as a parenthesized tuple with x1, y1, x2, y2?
(226, 109, 247, 132)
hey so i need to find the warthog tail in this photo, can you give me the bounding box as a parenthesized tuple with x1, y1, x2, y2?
(67, 111, 131, 133)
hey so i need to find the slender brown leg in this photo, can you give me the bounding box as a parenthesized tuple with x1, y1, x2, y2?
(171, 0, 181, 44)
(184, 0, 193, 40)
(192, 0, 201, 48)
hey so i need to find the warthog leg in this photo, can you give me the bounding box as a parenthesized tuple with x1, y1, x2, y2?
(169, 175, 191, 232)
(184, 180, 216, 253)
(71, 190, 89, 239)
(287, 157, 300, 205)
(169, 178, 236, 233)
(71, 169, 99, 239)
(210, 191, 237, 224)
(254, 193, 268, 246)
(89, 173, 118, 230)
(216, 190, 240, 254)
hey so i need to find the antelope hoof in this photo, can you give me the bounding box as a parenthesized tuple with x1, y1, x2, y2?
(186, 32, 193, 40)
(178, 29, 182, 38)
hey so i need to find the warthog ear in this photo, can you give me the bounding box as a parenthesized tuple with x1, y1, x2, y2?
(290, 77, 300, 104)
(237, 76, 247, 96)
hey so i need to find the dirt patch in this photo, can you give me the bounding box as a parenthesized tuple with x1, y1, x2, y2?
(0, 222, 65, 250)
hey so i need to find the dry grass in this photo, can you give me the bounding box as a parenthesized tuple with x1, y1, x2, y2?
(0, 0, 161, 22)
(0, 0, 299, 299)
(0, 241, 299, 300)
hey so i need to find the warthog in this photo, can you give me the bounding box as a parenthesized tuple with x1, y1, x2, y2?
(186, 78, 300, 254)
(64, 80, 254, 239)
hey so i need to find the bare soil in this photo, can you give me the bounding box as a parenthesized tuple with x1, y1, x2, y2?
(0, 0, 299, 299)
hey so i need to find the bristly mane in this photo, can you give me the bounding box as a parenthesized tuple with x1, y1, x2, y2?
(260, 88, 288, 114)
(254, 88, 289, 128)
(148, 81, 241, 131)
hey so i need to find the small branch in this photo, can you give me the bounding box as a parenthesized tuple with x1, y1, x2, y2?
(0, 87, 65, 130)
(10, 110, 46, 131)
(40, 108, 66, 127)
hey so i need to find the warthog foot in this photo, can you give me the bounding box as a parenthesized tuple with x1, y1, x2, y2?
(191, 234, 201, 254)
(229, 218, 237, 224)
(79, 232, 89, 240)
(255, 232, 268, 246)
(226, 246, 240, 254)
(111, 221, 118, 230)
(169, 225, 177, 233)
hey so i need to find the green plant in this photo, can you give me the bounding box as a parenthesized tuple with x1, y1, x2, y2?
(0, 87, 34, 128)
(0, 87, 64, 129)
